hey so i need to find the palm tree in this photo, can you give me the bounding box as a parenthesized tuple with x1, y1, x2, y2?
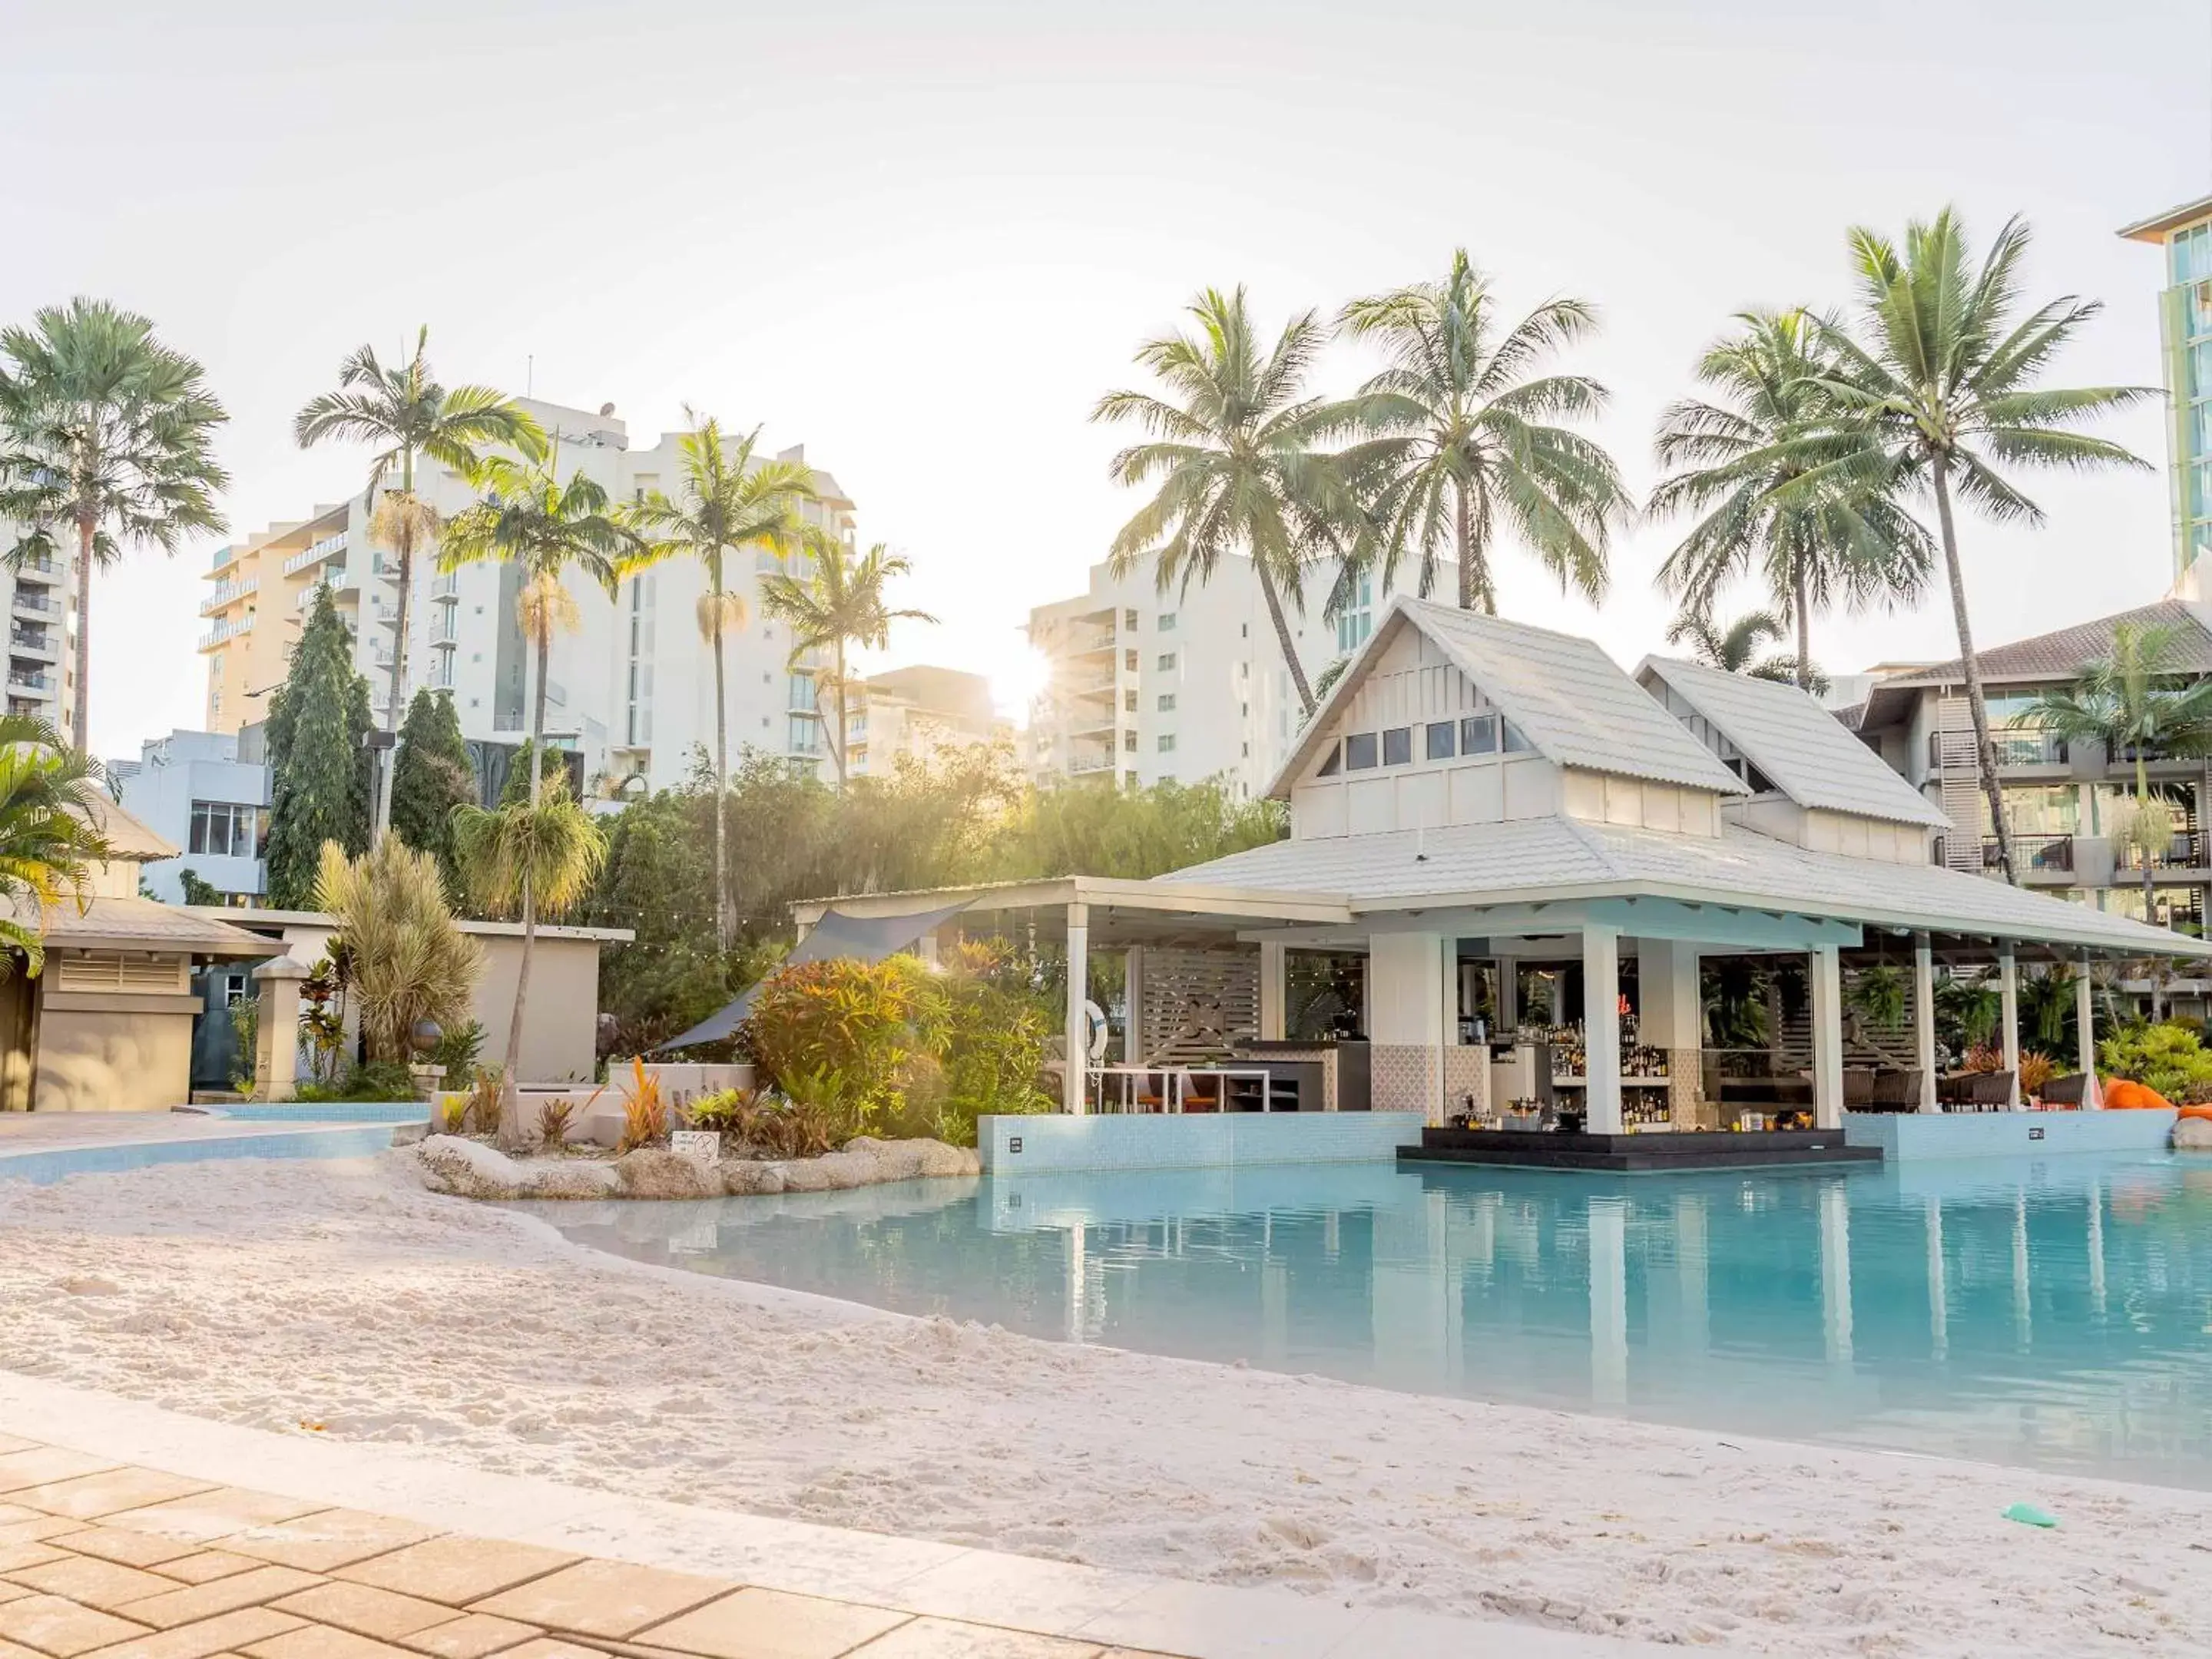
(624, 412, 815, 945)
(1648, 309, 1932, 687)
(1337, 250, 1630, 614)
(293, 329, 537, 839)
(1093, 286, 1369, 715)
(1810, 210, 2155, 883)
(0, 715, 115, 977)
(1664, 608, 1824, 690)
(440, 440, 631, 1139)
(0, 298, 227, 753)
(2027, 620, 2212, 922)
(757, 531, 935, 785)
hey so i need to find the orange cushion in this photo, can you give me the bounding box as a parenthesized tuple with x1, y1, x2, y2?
(2102, 1079, 2175, 1111)
(2177, 1104, 2212, 1121)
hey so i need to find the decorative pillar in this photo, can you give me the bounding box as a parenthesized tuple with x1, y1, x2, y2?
(251, 957, 312, 1103)
(1913, 935, 1939, 1114)
(1998, 942, 2021, 1108)
(1640, 938, 1706, 1129)
(1258, 941, 1286, 1041)
(1369, 931, 1447, 1121)
(2077, 955, 2099, 1108)
(1582, 923, 1622, 1134)
(1809, 944, 1844, 1130)
(1495, 957, 1518, 1031)
(1063, 901, 1089, 1114)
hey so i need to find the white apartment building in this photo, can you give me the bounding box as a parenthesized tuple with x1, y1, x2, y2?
(1026, 557, 1440, 798)
(200, 397, 858, 794)
(116, 728, 270, 904)
(845, 665, 1009, 777)
(0, 541, 75, 736)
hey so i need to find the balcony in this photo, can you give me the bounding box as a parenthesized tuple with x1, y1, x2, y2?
(8, 628, 55, 661)
(11, 590, 55, 618)
(12, 558, 57, 582)
(431, 572, 460, 601)
(296, 568, 359, 610)
(1932, 730, 2068, 770)
(200, 577, 260, 616)
(1985, 833, 2073, 873)
(197, 614, 255, 651)
(6, 671, 51, 694)
(281, 530, 348, 578)
(1069, 753, 1117, 776)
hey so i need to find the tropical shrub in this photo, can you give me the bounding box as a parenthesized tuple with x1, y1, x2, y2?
(687, 1087, 839, 1158)
(429, 1019, 485, 1080)
(742, 957, 930, 1134)
(536, 1098, 577, 1146)
(1961, 1043, 2004, 1074)
(294, 1060, 419, 1104)
(466, 1065, 506, 1134)
(615, 1056, 669, 1151)
(2017, 1051, 2055, 1100)
(927, 942, 1053, 1144)
(2098, 1022, 2212, 1104)
(314, 838, 483, 1064)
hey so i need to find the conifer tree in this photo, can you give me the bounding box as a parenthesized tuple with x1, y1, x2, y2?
(264, 587, 372, 908)
(388, 688, 477, 897)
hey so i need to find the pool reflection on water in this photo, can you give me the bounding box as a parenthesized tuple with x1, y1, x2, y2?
(511, 1152, 2212, 1488)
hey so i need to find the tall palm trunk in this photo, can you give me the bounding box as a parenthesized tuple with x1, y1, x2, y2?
(1254, 560, 1315, 714)
(1454, 480, 1478, 612)
(71, 514, 93, 753)
(826, 641, 849, 785)
(710, 577, 730, 947)
(374, 449, 415, 844)
(1932, 456, 2015, 885)
(2137, 749, 2157, 923)
(1792, 541, 1812, 693)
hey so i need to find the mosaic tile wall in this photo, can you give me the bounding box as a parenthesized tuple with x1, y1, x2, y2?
(1369, 1045, 1437, 1116)
(1443, 1048, 1488, 1121)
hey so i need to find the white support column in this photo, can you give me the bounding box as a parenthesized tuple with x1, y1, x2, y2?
(2077, 956, 2099, 1108)
(1063, 901, 1089, 1114)
(1258, 941, 1286, 1041)
(1369, 931, 1449, 1121)
(1810, 944, 1844, 1130)
(1913, 935, 1939, 1114)
(1998, 942, 2021, 1109)
(1582, 924, 1623, 1134)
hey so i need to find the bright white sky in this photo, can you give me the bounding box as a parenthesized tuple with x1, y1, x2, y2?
(5, 0, 2207, 760)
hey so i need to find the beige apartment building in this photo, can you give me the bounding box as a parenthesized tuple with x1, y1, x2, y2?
(845, 665, 1009, 777)
(0, 542, 75, 736)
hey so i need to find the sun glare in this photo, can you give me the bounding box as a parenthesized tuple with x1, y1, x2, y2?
(990, 644, 1051, 727)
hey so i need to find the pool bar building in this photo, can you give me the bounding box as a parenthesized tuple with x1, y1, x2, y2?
(798, 600, 2207, 1170)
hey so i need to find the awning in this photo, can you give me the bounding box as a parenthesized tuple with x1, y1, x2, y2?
(654, 899, 974, 1051)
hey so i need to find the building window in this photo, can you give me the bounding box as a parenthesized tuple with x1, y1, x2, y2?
(1461, 714, 1499, 755)
(1124, 690, 1137, 711)
(1124, 770, 1138, 789)
(1316, 741, 1342, 777)
(1426, 721, 1455, 760)
(1125, 650, 1138, 672)
(1124, 608, 1138, 630)
(188, 801, 264, 859)
(1502, 720, 1534, 753)
(1158, 733, 1177, 753)
(1157, 694, 1176, 712)
(1157, 651, 1177, 671)
(1159, 613, 1177, 631)
(1241, 741, 1250, 757)
(1382, 727, 1412, 766)
(1124, 730, 1137, 752)
(1345, 732, 1378, 770)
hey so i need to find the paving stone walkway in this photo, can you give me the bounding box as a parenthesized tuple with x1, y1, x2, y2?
(0, 1436, 1179, 1659)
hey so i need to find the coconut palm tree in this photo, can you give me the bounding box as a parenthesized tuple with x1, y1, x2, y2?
(1093, 286, 1369, 714)
(757, 530, 935, 785)
(2027, 620, 2212, 922)
(1810, 210, 2155, 883)
(293, 329, 538, 839)
(624, 412, 815, 945)
(441, 441, 631, 1142)
(0, 298, 228, 753)
(1337, 250, 1630, 614)
(0, 714, 114, 977)
(1648, 308, 1932, 687)
(1664, 608, 1823, 690)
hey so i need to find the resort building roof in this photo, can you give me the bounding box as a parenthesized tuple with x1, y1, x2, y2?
(1634, 656, 1949, 830)
(19, 892, 274, 957)
(1268, 599, 1747, 800)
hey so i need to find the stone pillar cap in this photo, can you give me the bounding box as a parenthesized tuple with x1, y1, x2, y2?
(252, 956, 314, 982)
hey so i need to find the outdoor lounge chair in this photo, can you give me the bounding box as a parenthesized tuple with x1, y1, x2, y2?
(1868, 1068, 1922, 1111)
(1843, 1068, 1876, 1108)
(1940, 1070, 2015, 1111)
(2041, 1072, 2088, 1108)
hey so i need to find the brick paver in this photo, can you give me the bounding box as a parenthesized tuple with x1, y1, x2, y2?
(0, 1438, 1188, 1659)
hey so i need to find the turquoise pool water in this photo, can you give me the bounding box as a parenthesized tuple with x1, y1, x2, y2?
(518, 1153, 2212, 1488)
(0, 1124, 398, 1185)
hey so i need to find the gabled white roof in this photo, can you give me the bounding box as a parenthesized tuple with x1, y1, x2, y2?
(1635, 656, 1949, 830)
(1270, 598, 1747, 800)
(1161, 817, 2208, 956)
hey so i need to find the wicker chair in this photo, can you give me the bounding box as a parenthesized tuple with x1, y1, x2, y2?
(2041, 1072, 2088, 1108)
(1869, 1068, 1923, 1111)
(1843, 1068, 1877, 1108)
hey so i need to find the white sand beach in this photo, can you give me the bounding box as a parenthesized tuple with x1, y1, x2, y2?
(1, 1152, 2204, 1657)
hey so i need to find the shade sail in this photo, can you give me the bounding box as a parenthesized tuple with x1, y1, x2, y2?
(653, 899, 975, 1051)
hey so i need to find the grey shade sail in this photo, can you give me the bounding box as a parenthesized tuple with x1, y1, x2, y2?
(652, 899, 975, 1051)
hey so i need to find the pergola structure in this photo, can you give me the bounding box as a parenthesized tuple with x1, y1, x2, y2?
(795, 601, 2210, 1133)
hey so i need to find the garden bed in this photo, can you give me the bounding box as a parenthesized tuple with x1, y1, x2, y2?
(408, 1132, 979, 1201)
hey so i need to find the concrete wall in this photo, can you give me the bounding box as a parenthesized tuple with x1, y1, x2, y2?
(1844, 1108, 2181, 1160)
(32, 995, 198, 1112)
(976, 1111, 1427, 1174)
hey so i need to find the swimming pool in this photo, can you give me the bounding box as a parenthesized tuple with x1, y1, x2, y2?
(518, 1152, 2212, 1488)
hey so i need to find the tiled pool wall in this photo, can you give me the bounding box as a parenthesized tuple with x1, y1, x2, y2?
(977, 1111, 1429, 1174)
(214, 1103, 432, 1124)
(1844, 1108, 2179, 1161)
(0, 1124, 399, 1186)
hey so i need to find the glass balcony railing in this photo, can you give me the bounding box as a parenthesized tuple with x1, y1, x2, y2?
(1986, 833, 2073, 873)
(1933, 730, 2068, 768)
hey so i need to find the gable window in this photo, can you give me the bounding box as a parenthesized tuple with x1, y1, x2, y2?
(1382, 727, 1412, 766)
(1461, 714, 1499, 755)
(1502, 720, 1534, 753)
(1426, 721, 1455, 760)
(1344, 732, 1379, 770)
(1316, 740, 1342, 777)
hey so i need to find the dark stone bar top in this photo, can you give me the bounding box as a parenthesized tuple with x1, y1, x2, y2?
(1399, 1126, 1882, 1173)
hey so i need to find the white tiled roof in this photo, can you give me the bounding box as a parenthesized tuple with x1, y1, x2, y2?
(1267, 598, 1747, 800)
(1635, 656, 1949, 829)
(1161, 817, 2207, 956)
